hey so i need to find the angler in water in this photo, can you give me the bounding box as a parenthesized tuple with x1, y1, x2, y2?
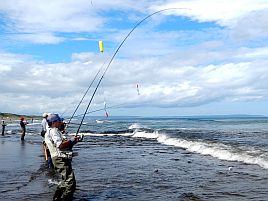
(45, 113, 82, 201)
(20, 117, 28, 141)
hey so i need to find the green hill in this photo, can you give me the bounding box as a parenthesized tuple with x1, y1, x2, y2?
(0, 112, 41, 120)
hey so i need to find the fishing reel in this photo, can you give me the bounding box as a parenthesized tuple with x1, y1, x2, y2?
(73, 134, 84, 142)
(78, 134, 84, 142)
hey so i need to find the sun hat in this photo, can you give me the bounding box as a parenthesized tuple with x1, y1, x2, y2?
(47, 114, 64, 123)
(42, 112, 48, 118)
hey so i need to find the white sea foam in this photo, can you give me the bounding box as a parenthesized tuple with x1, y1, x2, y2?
(96, 120, 104, 124)
(6, 123, 18, 127)
(71, 132, 133, 137)
(27, 122, 40, 126)
(128, 123, 143, 130)
(132, 131, 268, 169)
(72, 128, 268, 169)
(132, 130, 160, 139)
(118, 133, 134, 137)
(70, 132, 116, 136)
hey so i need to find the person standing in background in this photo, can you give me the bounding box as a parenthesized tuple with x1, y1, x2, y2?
(41, 113, 48, 137)
(41, 112, 53, 169)
(20, 117, 28, 141)
(1, 120, 6, 136)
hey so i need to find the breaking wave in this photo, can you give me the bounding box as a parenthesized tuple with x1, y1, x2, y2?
(131, 129, 268, 169)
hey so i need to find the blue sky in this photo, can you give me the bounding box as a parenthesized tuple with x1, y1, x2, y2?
(1, 0, 268, 117)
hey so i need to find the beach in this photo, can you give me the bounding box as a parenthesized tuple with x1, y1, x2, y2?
(1, 117, 268, 200)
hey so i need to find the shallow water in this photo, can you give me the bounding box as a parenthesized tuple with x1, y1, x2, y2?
(1, 117, 268, 200)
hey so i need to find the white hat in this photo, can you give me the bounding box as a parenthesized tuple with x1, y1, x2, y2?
(42, 113, 48, 118)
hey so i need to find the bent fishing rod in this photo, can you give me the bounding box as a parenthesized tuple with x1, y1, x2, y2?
(75, 8, 186, 135)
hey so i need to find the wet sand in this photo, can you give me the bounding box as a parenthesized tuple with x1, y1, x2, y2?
(0, 135, 206, 201)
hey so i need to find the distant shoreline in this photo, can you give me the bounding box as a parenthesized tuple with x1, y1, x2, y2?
(0, 112, 41, 121)
(1, 112, 267, 121)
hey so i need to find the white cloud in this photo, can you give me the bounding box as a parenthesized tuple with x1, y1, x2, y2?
(0, 0, 105, 32)
(13, 33, 65, 44)
(151, 0, 268, 42)
(0, 0, 106, 44)
(230, 8, 268, 40)
(1, 0, 267, 44)
(154, 0, 268, 27)
(0, 48, 268, 115)
(0, 64, 11, 73)
(235, 46, 268, 59)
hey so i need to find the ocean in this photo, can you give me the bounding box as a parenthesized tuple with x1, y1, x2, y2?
(1, 116, 268, 200)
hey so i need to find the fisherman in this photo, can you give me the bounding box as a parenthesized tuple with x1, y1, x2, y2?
(45, 113, 81, 201)
(20, 117, 28, 141)
(1, 120, 6, 136)
(41, 112, 53, 168)
(41, 113, 48, 137)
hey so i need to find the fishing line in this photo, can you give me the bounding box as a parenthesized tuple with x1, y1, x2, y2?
(66, 66, 101, 124)
(71, 103, 127, 119)
(60, 99, 81, 117)
(63, 56, 110, 126)
(75, 8, 187, 135)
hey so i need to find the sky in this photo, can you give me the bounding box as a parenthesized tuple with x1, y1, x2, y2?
(1, 0, 268, 117)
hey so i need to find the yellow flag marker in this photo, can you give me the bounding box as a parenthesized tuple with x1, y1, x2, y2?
(99, 40, 104, 53)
